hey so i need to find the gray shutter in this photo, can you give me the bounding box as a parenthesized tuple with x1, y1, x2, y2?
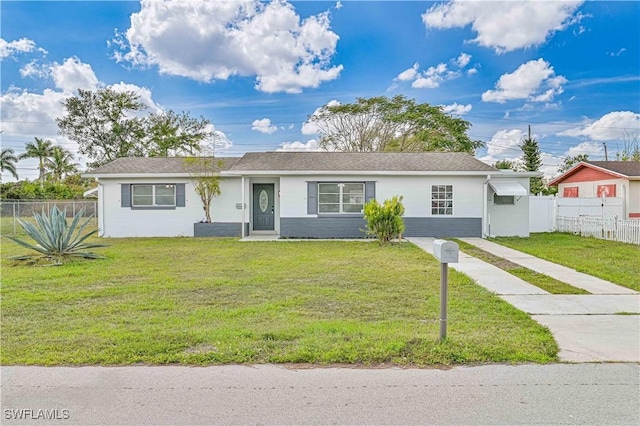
(307, 181, 318, 214)
(176, 184, 186, 207)
(121, 184, 131, 207)
(365, 181, 376, 202)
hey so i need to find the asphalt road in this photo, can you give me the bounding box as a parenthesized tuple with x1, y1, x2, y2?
(2, 364, 639, 425)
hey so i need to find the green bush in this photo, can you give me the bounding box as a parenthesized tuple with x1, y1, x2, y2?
(5, 206, 107, 265)
(363, 195, 405, 244)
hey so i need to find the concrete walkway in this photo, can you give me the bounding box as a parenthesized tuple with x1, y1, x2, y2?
(406, 237, 640, 363)
(460, 238, 637, 295)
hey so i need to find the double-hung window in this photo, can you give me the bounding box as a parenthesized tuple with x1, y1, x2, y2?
(132, 184, 176, 207)
(318, 183, 364, 214)
(431, 185, 453, 215)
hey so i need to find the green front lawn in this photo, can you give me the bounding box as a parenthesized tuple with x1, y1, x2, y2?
(1, 237, 557, 365)
(492, 233, 640, 292)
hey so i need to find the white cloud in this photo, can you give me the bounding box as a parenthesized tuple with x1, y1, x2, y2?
(113, 0, 342, 94)
(19, 61, 49, 79)
(397, 63, 419, 81)
(0, 88, 68, 141)
(301, 99, 340, 135)
(486, 129, 525, 157)
(482, 59, 566, 103)
(252, 118, 278, 134)
(50, 57, 100, 92)
(455, 52, 471, 68)
(0, 38, 40, 60)
(467, 68, 478, 76)
(565, 141, 604, 157)
(423, 0, 585, 53)
(441, 103, 472, 116)
(412, 76, 440, 89)
(277, 139, 321, 151)
(19, 57, 100, 93)
(397, 53, 471, 89)
(335, 2, 343, 10)
(608, 48, 626, 57)
(559, 111, 640, 141)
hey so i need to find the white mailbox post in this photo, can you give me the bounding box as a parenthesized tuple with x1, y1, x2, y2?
(432, 240, 459, 340)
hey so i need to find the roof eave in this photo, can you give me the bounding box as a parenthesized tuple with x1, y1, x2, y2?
(225, 170, 497, 176)
(548, 161, 629, 186)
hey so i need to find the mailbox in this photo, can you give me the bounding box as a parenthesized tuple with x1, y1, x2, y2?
(433, 240, 459, 263)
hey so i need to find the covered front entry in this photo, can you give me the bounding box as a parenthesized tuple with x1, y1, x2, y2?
(252, 183, 275, 231)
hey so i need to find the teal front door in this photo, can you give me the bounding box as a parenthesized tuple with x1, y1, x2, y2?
(253, 184, 274, 231)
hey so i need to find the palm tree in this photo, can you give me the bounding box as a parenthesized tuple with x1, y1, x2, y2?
(1, 147, 20, 181)
(45, 146, 79, 183)
(20, 137, 52, 182)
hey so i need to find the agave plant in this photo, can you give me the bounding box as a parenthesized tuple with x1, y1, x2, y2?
(6, 206, 107, 265)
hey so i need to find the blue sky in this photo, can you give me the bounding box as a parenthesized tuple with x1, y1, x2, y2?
(2, 0, 639, 181)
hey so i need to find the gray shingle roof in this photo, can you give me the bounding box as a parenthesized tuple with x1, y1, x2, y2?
(86, 157, 240, 174)
(230, 152, 496, 172)
(588, 161, 640, 177)
(85, 152, 497, 175)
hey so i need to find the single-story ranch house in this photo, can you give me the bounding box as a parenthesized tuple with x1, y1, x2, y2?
(549, 161, 640, 219)
(84, 152, 538, 239)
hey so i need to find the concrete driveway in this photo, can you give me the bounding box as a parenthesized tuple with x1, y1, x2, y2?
(407, 237, 640, 363)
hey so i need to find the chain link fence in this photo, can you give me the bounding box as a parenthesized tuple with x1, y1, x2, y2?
(0, 200, 98, 235)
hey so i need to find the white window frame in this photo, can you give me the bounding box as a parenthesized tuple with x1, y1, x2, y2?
(431, 185, 453, 215)
(131, 184, 176, 207)
(318, 182, 365, 214)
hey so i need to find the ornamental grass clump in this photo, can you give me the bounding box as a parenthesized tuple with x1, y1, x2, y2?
(363, 195, 405, 244)
(5, 206, 107, 265)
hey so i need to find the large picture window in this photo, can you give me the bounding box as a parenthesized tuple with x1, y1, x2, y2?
(132, 184, 176, 207)
(318, 182, 364, 214)
(431, 185, 453, 215)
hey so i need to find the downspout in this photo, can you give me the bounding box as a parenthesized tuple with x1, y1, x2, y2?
(241, 176, 245, 238)
(483, 175, 491, 238)
(98, 182, 105, 237)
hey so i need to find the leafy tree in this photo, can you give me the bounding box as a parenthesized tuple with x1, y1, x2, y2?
(558, 154, 589, 173)
(1, 147, 19, 181)
(363, 195, 405, 244)
(614, 131, 640, 161)
(57, 88, 147, 168)
(143, 110, 213, 157)
(57, 88, 214, 167)
(20, 138, 52, 182)
(0, 174, 94, 200)
(45, 146, 79, 183)
(185, 157, 223, 223)
(308, 95, 484, 154)
(519, 127, 544, 195)
(494, 159, 516, 170)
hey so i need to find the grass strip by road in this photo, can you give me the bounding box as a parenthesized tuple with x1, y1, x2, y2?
(1, 237, 558, 366)
(453, 239, 589, 295)
(492, 233, 640, 292)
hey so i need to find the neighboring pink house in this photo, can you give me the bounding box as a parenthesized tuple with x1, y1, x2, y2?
(549, 161, 640, 219)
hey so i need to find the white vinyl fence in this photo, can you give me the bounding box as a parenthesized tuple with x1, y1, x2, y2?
(556, 216, 640, 245)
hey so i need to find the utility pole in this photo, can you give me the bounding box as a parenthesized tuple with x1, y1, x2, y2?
(603, 142, 608, 161)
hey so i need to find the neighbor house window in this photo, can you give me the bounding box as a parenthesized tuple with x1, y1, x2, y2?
(597, 184, 616, 197)
(132, 184, 176, 207)
(494, 195, 515, 205)
(318, 182, 364, 214)
(431, 185, 453, 215)
(563, 187, 579, 197)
